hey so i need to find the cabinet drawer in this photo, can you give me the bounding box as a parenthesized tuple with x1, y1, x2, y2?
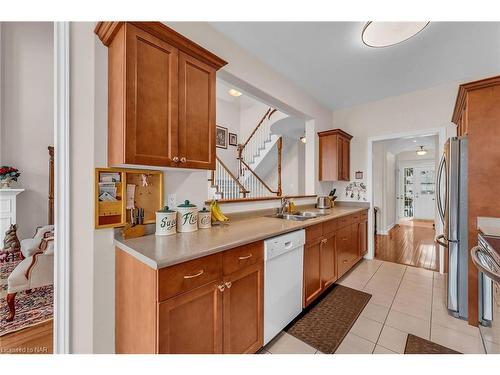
(322, 219, 338, 234)
(306, 223, 323, 243)
(351, 213, 361, 223)
(223, 241, 263, 276)
(158, 253, 222, 301)
(337, 256, 357, 278)
(337, 215, 350, 228)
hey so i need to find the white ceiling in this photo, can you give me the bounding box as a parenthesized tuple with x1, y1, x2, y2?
(376, 135, 437, 155)
(210, 22, 500, 110)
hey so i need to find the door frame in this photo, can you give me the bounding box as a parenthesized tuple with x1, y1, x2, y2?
(397, 160, 436, 220)
(366, 127, 447, 273)
(53, 21, 70, 354)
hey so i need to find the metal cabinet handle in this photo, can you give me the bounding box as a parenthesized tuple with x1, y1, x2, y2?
(180, 157, 187, 163)
(342, 237, 348, 241)
(172, 156, 180, 163)
(224, 281, 232, 289)
(343, 260, 348, 263)
(321, 238, 327, 244)
(238, 254, 252, 260)
(183, 270, 204, 279)
(217, 283, 225, 292)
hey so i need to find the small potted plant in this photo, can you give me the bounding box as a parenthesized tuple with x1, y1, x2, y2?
(0, 166, 21, 189)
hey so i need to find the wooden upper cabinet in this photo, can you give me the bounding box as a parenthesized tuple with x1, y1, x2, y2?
(318, 129, 353, 181)
(125, 24, 179, 167)
(95, 22, 227, 170)
(178, 52, 216, 169)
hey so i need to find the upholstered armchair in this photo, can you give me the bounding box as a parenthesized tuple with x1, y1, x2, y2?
(6, 228, 54, 322)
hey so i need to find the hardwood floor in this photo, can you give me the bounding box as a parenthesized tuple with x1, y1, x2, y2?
(375, 220, 439, 271)
(0, 320, 53, 354)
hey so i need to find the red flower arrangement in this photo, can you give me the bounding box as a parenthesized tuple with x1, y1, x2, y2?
(0, 166, 21, 181)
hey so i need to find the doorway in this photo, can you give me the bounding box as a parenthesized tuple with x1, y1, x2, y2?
(371, 133, 441, 271)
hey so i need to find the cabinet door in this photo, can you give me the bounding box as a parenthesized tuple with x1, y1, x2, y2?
(336, 225, 354, 278)
(319, 134, 339, 181)
(359, 219, 368, 257)
(178, 51, 216, 170)
(303, 240, 322, 307)
(125, 23, 179, 167)
(158, 282, 222, 353)
(223, 262, 263, 354)
(320, 234, 337, 289)
(342, 137, 350, 180)
(337, 136, 343, 180)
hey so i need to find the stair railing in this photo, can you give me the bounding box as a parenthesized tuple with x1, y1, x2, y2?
(238, 108, 277, 168)
(210, 157, 249, 200)
(239, 158, 278, 197)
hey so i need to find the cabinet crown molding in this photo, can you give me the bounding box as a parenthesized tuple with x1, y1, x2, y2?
(95, 21, 228, 70)
(452, 75, 500, 125)
(317, 128, 353, 140)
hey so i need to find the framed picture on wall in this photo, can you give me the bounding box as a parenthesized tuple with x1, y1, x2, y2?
(229, 133, 238, 146)
(216, 126, 228, 149)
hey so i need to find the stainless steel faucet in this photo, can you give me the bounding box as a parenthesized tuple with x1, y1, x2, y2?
(277, 197, 290, 215)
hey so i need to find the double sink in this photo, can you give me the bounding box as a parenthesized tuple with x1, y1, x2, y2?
(268, 211, 329, 221)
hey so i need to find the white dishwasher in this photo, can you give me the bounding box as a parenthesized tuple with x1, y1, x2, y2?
(263, 229, 305, 345)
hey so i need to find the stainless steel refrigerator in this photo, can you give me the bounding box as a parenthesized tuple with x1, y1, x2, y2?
(436, 136, 468, 320)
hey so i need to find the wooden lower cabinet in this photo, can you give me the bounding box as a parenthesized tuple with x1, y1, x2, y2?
(223, 262, 263, 354)
(359, 219, 368, 257)
(158, 282, 222, 354)
(303, 240, 323, 307)
(116, 242, 263, 354)
(337, 225, 354, 278)
(320, 233, 337, 289)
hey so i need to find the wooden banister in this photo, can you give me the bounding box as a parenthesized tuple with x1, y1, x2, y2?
(216, 156, 249, 196)
(239, 158, 278, 195)
(239, 107, 272, 151)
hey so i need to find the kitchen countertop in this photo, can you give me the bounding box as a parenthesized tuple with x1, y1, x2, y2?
(114, 205, 368, 269)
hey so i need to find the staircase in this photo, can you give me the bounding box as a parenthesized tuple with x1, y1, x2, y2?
(210, 108, 284, 200)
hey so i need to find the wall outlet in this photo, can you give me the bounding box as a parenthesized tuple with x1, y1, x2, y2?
(167, 194, 176, 209)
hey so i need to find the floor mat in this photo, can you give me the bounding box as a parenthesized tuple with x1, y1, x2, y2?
(404, 334, 461, 354)
(285, 285, 371, 353)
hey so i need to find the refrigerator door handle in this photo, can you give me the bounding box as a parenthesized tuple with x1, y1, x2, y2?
(436, 152, 446, 225)
(435, 234, 448, 248)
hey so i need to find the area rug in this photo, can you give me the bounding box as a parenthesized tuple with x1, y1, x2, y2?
(0, 255, 53, 336)
(404, 334, 460, 354)
(285, 285, 371, 353)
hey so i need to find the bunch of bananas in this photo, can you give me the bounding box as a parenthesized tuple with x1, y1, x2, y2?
(210, 199, 229, 223)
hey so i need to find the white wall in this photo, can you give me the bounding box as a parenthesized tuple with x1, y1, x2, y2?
(0, 22, 53, 240)
(372, 142, 396, 233)
(70, 22, 96, 354)
(263, 137, 305, 196)
(385, 151, 396, 230)
(331, 82, 457, 202)
(215, 99, 240, 175)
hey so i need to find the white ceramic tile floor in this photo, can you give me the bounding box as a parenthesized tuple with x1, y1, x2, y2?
(262, 259, 487, 354)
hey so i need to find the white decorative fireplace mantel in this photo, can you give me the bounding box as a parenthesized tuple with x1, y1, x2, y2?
(0, 189, 24, 245)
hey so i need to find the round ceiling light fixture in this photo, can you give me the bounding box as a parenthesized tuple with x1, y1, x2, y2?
(228, 88, 242, 97)
(300, 136, 306, 144)
(362, 22, 430, 48)
(416, 146, 428, 156)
